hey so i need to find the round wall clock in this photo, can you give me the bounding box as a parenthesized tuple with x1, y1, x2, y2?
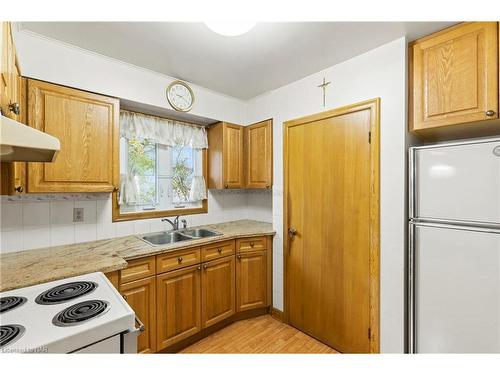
(166, 80, 195, 112)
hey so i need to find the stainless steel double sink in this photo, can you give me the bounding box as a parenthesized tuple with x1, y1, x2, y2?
(139, 228, 222, 246)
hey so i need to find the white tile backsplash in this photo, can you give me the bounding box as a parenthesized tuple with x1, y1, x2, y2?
(0, 190, 273, 254)
(23, 226, 50, 250)
(1, 202, 22, 230)
(75, 223, 97, 243)
(50, 200, 75, 226)
(50, 225, 75, 246)
(22, 202, 50, 227)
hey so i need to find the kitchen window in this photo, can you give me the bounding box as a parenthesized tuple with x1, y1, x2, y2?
(113, 110, 208, 221)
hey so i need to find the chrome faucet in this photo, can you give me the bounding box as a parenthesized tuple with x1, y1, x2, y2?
(161, 216, 187, 230)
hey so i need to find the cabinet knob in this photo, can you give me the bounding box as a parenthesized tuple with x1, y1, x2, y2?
(265, 185, 270, 189)
(224, 184, 229, 189)
(237, 255, 241, 260)
(8, 102, 20, 115)
(203, 264, 208, 270)
(113, 186, 119, 192)
(250, 242, 254, 247)
(15, 186, 23, 193)
(177, 257, 183, 263)
(197, 266, 201, 271)
(486, 110, 496, 117)
(122, 294, 127, 301)
(217, 248, 222, 253)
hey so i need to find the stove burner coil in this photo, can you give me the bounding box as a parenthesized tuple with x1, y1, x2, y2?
(0, 324, 25, 348)
(35, 281, 97, 305)
(52, 300, 110, 327)
(0, 296, 27, 313)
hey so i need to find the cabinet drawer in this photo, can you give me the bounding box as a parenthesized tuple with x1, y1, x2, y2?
(201, 240, 235, 262)
(121, 256, 156, 284)
(236, 236, 267, 253)
(156, 247, 201, 274)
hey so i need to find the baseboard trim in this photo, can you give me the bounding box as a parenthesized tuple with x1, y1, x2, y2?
(270, 307, 284, 322)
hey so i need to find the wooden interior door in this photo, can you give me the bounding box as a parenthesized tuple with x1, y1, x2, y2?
(411, 22, 498, 130)
(27, 79, 119, 193)
(284, 100, 379, 353)
(120, 276, 156, 354)
(156, 265, 201, 350)
(201, 256, 235, 328)
(223, 123, 244, 188)
(245, 119, 273, 188)
(236, 250, 267, 311)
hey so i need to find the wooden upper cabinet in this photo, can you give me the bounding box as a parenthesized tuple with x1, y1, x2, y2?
(156, 265, 201, 350)
(208, 122, 244, 189)
(1, 22, 27, 196)
(245, 120, 272, 189)
(120, 276, 156, 354)
(201, 256, 235, 328)
(236, 250, 268, 312)
(26, 79, 119, 192)
(410, 22, 499, 134)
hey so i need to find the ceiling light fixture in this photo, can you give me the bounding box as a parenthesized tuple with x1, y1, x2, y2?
(204, 21, 256, 36)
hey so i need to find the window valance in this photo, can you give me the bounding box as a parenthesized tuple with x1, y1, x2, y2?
(120, 110, 208, 149)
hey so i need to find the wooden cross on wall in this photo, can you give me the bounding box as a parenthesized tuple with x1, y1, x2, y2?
(318, 78, 332, 107)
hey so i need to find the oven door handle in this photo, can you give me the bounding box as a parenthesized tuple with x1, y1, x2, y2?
(135, 316, 145, 333)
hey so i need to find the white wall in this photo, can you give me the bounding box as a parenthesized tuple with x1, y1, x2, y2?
(245, 38, 408, 353)
(13, 29, 247, 125)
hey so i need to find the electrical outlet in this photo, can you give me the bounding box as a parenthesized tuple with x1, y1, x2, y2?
(73, 208, 84, 223)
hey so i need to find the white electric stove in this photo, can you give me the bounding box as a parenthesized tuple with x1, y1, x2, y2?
(0, 272, 142, 353)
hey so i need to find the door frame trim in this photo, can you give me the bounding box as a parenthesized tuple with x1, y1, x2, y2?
(282, 98, 381, 353)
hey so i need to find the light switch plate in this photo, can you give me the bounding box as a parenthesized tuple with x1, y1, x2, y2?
(73, 208, 84, 223)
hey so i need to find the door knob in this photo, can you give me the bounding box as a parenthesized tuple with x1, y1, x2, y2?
(288, 227, 298, 239)
(485, 110, 495, 117)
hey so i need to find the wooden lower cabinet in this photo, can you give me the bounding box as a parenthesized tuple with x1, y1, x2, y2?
(236, 251, 268, 311)
(201, 256, 236, 328)
(156, 265, 202, 350)
(120, 276, 156, 354)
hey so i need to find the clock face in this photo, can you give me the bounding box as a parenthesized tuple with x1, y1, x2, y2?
(166, 81, 194, 112)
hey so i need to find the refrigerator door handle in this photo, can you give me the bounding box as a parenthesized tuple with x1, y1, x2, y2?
(411, 220, 500, 234)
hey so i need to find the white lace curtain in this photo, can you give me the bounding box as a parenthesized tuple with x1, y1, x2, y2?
(120, 110, 208, 149)
(119, 110, 208, 205)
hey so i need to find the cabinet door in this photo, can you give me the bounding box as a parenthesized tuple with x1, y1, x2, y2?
(411, 22, 498, 130)
(26, 79, 119, 193)
(245, 120, 272, 188)
(223, 123, 244, 188)
(201, 256, 235, 328)
(156, 265, 201, 350)
(120, 276, 156, 354)
(236, 250, 267, 312)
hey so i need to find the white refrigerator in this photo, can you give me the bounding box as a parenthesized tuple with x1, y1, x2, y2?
(409, 137, 500, 353)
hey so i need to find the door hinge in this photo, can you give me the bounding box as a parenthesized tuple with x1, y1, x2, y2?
(368, 131, 372, 144)
(368, 327, 371, 339)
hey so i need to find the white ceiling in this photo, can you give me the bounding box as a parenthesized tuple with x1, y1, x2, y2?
(20, 22, 455, 99)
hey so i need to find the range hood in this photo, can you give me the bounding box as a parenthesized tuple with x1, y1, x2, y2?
(0, 115, 60, 162)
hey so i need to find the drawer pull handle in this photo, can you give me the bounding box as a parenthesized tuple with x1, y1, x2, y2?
(177, 257, 183, 263)
(217, 248, 222, 253)
(485, 110, 495, 117)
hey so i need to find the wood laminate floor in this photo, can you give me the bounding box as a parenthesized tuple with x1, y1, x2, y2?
(180, 314, 338, 354)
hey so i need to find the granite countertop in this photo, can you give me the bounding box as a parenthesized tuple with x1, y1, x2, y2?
(0, 220, 275, 292)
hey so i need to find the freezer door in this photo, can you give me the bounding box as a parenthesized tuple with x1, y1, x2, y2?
(414, 140, 500, 224)
(414, 224, 500, 353)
